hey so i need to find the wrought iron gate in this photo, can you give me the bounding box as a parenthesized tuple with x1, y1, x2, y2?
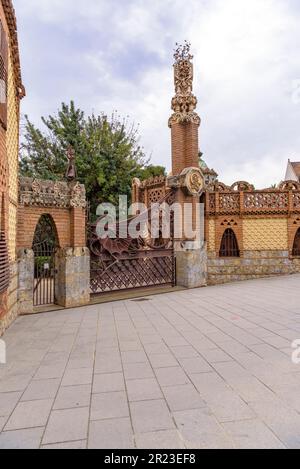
(32, 215, 57, 306)
(88, 191, 176, 295)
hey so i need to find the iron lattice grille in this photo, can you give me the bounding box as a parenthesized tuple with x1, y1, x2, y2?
(32, 215, 57, 307)
(88, 189, 176, 295)
(90, 251, 175, 294)
(0, 230, 9, 294)
(292, 229, 300, 257)
(219, 228, 240, 258)
(33, 240, 56, 307)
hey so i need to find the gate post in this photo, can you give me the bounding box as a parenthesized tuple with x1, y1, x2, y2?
(168, 43, 207, 289)
(17, 249, 34, 315)
(55, 247, 90, 308)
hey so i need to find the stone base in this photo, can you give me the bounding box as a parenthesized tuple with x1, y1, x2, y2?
(17, 249, 34, 315)
(0, 261, 19, 336)
(207, 250, 300, 285)
(176, 244, 207, 289)
(55, 247, 90, 308)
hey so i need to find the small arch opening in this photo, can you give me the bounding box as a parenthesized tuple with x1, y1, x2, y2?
(292, 228, 300, 257)
(219, 228, 240, 258)
(32, 214, 59, 307)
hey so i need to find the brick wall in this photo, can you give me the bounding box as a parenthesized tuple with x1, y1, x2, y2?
(7, 47, 20, 262)
(17, 206, 86, 249)
(207, 214, 300, 285)
(0, 0, 22, 333)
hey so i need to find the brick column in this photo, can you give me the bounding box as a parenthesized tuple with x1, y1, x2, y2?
(168, 43, 207, 288)
(71, 207, 86, 248)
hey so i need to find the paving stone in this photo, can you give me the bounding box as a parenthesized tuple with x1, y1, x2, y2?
(173, 408, 234, 449)
(61, 368, 93, 387)
(222, 419, 286, 449)
(88, 418, 134, 449)
(164, 336, 189, 347)
(42, 440, 87, 449)
(126, 378, 163, 402)
(5, 399, 53, 431)
(123, 362, 154, 380)
(43, 407, 89, 445)
(139, 335, 164, 345)
(249, 398, 300, 449)
(199, 348, 233, 364)
(135, 430, 185, 449)
(34, 365, 66, 381)
(66, 358, 94, 370)
(170, 346, 199, 359)
(91, 391, 129, 421)
(121, 350, 148, 364)
(143, 342, 170, 355)
(54, 385, 91, 410)
(0, 416, 7, 432)
(162, 384, 206, 412)
(93, 373, 125, 394)
(119, 341, 143, 352)
(0, 374, 32, 393)
(179, 357, 213, 374)
(2, 275, 300, 449)
(0, 427, 44, 449)
(0, 392, 22, 417)
(94, 356, 123, 374)
(130, 399, 175, 434)
(21, 379, 60, 402)
(191, 373, 255, 422)
(155, 367, 190, 387)
(148, 353, 179, 369)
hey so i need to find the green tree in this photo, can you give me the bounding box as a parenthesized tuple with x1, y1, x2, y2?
(20, 101, 160, 214)
(136, 165, 166, 181)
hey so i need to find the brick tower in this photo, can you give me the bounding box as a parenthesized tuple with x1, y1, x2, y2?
(168, 42, 207, 288)
(169, 42, 201, 175)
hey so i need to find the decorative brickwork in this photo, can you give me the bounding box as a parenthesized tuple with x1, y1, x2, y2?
(132, 176, 167, 206)
(207, 219, 215, 252)
(288, 215, 300, 256)
(214, 216, 243, 256)
(206, 182, 300, 284)
(169, 43, 201, 175)
(19, 177, 86, 209)
(243, 218, 288, 251)
(0, 0, 24, 335)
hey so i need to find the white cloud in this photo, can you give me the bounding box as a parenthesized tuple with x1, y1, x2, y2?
(14, 0, 300, 187)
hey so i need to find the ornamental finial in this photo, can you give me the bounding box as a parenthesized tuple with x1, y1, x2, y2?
(168, 42, 200, 128)
(65, 146, 77, 181)
(173, 41, 193, 64)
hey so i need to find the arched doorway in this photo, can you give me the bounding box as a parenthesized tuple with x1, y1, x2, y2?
(219, 228, 240, 257)
(292, 228, 300, 256)
(32, 215, 59, 307)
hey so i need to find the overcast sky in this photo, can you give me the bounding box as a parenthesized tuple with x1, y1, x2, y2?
(14, 0, 300, 188)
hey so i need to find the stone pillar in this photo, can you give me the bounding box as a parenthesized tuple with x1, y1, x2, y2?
(176, 242, 207, 289)
(18, 249, 34, 315)
(55, 247, 90, 308)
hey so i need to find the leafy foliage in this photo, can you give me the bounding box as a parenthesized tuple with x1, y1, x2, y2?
(20, 101, 166, 215)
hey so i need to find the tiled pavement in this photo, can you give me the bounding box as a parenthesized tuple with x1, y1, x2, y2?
(1, 274, 300, 449)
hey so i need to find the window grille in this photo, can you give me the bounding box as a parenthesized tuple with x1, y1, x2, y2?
(219, 228, 240, 257)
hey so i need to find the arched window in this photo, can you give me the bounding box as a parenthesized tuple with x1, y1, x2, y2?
(219, 228, 240, 257)
(292, 228, 300, 257)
